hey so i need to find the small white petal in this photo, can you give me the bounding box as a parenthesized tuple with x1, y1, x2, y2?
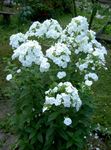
(64, 117, 72, 126)
(17, 69, 21, 73)
(85, 80, 93, 86)
(6, 74, 12, 81)
(57, 71, 66, 79)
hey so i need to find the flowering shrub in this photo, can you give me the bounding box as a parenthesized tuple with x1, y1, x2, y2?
(7, 16, 107, 149)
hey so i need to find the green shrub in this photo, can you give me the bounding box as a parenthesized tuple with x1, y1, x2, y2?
(7, 16, 107, 149)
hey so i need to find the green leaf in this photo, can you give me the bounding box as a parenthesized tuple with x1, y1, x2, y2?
(66, 141, 73, 149)
(29, 129, 36, 140)
(59, 130, 69, 141)
(37, 132, 43, 143)
(48, 112, 59, 122)
(46, 127, 54, 142)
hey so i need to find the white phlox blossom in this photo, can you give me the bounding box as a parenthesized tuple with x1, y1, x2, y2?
(76, 61, 88, 71)
(84, 73, 98, 81)
(64, 117, 72, 126)
(46, 43, 71, 68)
(16, 69, 21, 73)
(10, 33, 27, 49)
(12, 40, 50, 72)
(96, 11, 105, 19)
(84, 73, 98, 87)
(57, 71, 66, 79)
(75, 37, 93, 54)
(26, 19, 62, 39)
(40, 57, 50, 73)
(43, 82, 82, 112)
(6, 74, 12, 81)
(92, 43, 107, 63)
(85, 80, 93, 86)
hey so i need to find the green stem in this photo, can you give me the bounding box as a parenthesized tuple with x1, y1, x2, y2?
(89, 0, 98, 29)
(72, 0, 77, 17)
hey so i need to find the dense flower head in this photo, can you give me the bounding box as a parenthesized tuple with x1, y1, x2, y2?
(46, 43, 71, 68)
(10, 33, 28, 49)
(26, 19, 62, 39)
(65, 16, 88, 37)
(43, 82, 82, 112)
(12, 40, 50, 72)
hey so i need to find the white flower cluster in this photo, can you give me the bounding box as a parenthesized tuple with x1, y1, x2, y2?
(59, 17, 107, 83)
(26, 19, 62, 39)
(10, 17, 107, 81)
(73, 28, 107, 87)
(10, 33, 27, 49)
(9, 16, 107, 125)
(46, 43, 71, 68)
(43, 82, 82, 112)
(65, 16, 88, 37)
(12, 40, 50, 72)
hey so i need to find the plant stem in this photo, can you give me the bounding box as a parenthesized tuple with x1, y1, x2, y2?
(89, 0, 98, 29)
(72, 0, 77, 17)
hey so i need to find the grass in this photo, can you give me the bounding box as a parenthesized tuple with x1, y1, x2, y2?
(93, 49, 111, 128)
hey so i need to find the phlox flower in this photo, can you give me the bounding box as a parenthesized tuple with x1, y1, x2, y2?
(64, 117, 72, 126)
(6, 74, 12, 81)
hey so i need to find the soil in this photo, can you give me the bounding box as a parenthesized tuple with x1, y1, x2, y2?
(0, 100, 16, 150)
(0, 130, 16, 150)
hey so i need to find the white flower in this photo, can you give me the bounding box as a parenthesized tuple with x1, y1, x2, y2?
(16, 69, 21, 73)
(94, 133, 99, 139)
(75, 98, 82, 111)
(96, 12, 105, 19)
(95, 148, 100, 150)
(84, 73, 98, 81)
(45, 96, 56, 105)
(57, 71, 66, 79)
(40, 57, 50, 72)
(6, 74, 12, 81)
(42, 107, 48, 112)
(53, 87, 58, 93)
(64, 117, 72, 126)
(65, 85, 75, 93)
(79, 63, 88, 71)
(85, 80, 93, 86)
(61, 93, 71, 107)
